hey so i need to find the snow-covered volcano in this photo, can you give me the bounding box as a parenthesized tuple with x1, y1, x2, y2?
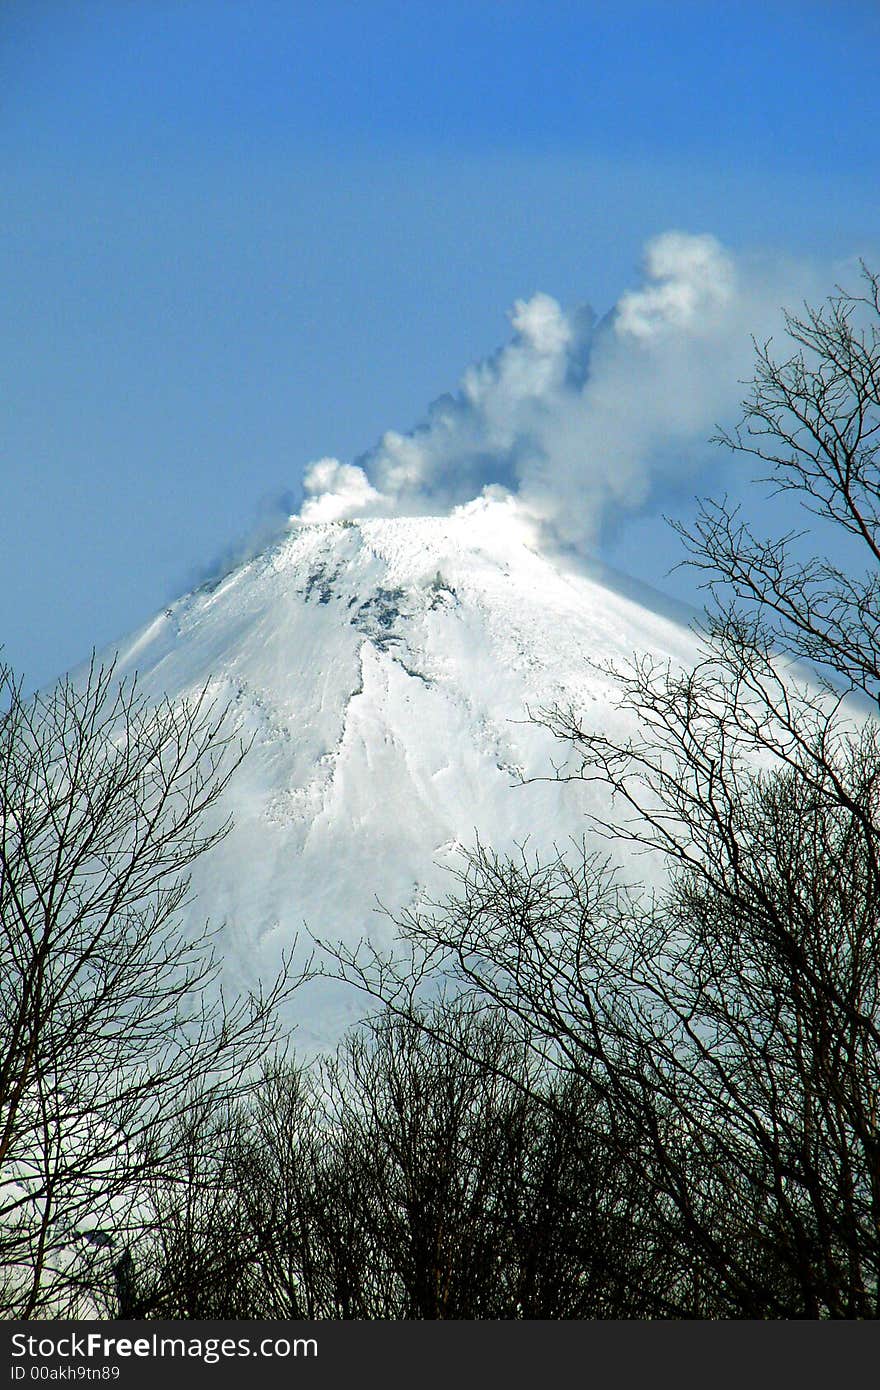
(107, 497, 700, 1050)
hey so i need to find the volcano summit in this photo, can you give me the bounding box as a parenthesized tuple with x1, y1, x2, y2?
(105, 496, 699, 1048)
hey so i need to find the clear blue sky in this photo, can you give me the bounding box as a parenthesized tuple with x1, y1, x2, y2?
(3, 0, 879, 688)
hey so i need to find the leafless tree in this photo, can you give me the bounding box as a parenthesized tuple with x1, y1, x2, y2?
(128, 1001, 682, 1318)
(0, 657, 300, 1318)
(683, 262, 880, 709)
(323, 267, 880, 1317)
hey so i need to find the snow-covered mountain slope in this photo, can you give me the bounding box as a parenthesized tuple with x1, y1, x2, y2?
(107, 498, 702, 1050)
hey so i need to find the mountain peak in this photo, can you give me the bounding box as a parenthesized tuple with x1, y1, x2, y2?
(106, 495, 700, 1050)
(281, 490, 546, 579)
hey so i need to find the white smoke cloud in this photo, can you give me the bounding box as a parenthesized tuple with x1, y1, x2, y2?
(295, 231, 820, 549)
(615, 231, 735, 340)
(301, 458, 385, 522)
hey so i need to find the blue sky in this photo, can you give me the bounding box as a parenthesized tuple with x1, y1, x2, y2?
(3, 0, 879, 688)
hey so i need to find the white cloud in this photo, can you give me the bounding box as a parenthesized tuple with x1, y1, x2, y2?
(290, 232, 821, 551)
(615, 231, 734, 340)
(509, 290, 573, 354)
(299, 458, 385, 522)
